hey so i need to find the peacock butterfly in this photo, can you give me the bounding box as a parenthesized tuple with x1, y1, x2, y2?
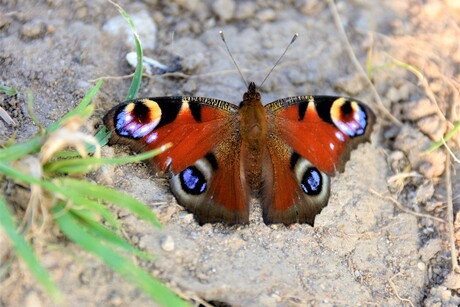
(103, 81, 375, 226)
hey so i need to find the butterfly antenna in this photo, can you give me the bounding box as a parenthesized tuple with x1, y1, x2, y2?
(219, 30, 248, 88)
(259, 33, 299, 88)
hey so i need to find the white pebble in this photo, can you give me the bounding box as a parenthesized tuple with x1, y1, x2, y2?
(160, 235, 175, 252)
(103, 11, 157, 50)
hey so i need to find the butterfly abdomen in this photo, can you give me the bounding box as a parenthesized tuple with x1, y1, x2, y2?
(239, 87, 269, 192)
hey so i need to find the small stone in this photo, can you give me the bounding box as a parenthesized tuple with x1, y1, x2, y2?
(172, 0, 201, 12)
(160, 235, 175, 252)
(24, 291, 43, 307)
(417, 115, 446, 141)
(333, 75, 364, 96)
(443, 271, 460, 289)
(388, 150, 409, 173)
(441, 288, 452, 303)
(419, 238, 442, 262)
(394, 125, 446, 178)
(103, 11, 157, 50)
(385, 87, 404, 102)
(417, 262, 426, 271)
(415, 180, 435, 204)
(0, 12, 12, 29)
(20, 20, 47, 39)
(212, 0, 236, 21)
(402, 98, 438, 121)
(297, 0, 323, 15)
(235, 2, 256, 19)
(256, 9, 276, 22)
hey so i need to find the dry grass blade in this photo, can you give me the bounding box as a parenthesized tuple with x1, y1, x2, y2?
(369, 188, 447, 224)
(445, 151, 459, 272)
(388, 273, 415, 307)
(40, 117, 101, 164)
(0, 106, 16, 126)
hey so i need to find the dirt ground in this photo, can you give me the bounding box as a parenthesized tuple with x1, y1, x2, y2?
(1, 0, 460, 306)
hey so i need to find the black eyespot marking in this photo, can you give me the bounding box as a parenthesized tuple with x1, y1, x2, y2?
(132, 103, 151, 122)
(301, 168, 322, 195)
(298, 100, 308, 121)
(205, 152, 218, 170)
(180, 166, 207, 195)
(341, 101, 353, 114)
(154, 98, 183, 129)
(290, 152, 301, 170)
(189, 103, 202, 122)
(314, 97, 334, 124)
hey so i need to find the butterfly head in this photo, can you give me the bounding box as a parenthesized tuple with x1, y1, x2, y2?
(242, 82, 261, 102)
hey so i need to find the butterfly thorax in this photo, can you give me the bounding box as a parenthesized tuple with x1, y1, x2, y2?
(239, 82, 267, 191)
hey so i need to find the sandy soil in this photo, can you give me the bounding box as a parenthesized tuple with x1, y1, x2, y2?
(1, 0, 460, 306)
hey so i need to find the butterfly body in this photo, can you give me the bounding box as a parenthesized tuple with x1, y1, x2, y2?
(104, 82, 375, 226)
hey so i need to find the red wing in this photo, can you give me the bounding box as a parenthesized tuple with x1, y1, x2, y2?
(104, 96, 249, 224)
(262, 96, 374, 225)
(265, 96, 375, 174)
(169, 140, 250, 225)
(262, 135, 331, 225)
(103, 96, 237, 173)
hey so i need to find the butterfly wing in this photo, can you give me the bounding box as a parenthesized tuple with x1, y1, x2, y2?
(103, 97, 250, 224)
(262, 96, 375, 225)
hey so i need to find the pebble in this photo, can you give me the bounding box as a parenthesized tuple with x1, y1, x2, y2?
(160, 235, 175, 252)
(417, 262, 426, 271)
(20, 20, 47, 39)
(212, 0, 236, 21)
(102, 11, 157, 51)
(441, 288, 452, 304)
(24, 291, 43, 307)
(394, 125, 446, 178)
(236, 2, 256, 19)
(298, 0, 323, 15)
(417, 115, 446, 141)
(256, 9, 276, 22)
(415, 180, 435, 204)
(388, 150, 409, 174)
(401, 98, 438, 121)
(0, 12, 12, 30)
(419, 238, 442, 262)
(333, 75, 364, 96)
(172, 0, 201, 12)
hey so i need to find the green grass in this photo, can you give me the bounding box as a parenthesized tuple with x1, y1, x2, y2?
(0, 2, 188, 306)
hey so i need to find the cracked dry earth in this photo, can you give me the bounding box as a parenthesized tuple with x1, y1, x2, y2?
(1, 0, 460, 306)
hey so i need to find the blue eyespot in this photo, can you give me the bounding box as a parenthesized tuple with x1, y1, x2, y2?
(180, 166, 207, 195)
(301, 168, 322, 195)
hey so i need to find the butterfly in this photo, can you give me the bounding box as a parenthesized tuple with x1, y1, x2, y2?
(103, 81, 375, 226)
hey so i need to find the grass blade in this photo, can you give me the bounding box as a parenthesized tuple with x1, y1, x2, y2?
(0, 84, 18, 96)
(44, 144, 171, 174)
(0, 197, 61, 301)
(54, 202, 188, 307)
(426, 121, 460, 152)
(0, 162, 120, 229)
(69, 208, 154, 260)
(58, 177, 161, 228)
(0, 137, 42, 162)
(108, 1, 143, 100)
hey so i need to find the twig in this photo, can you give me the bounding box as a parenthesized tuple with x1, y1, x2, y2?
(442, 137, 460, 163)
(388, 273, 415, 307)
(445, 151, 459, 272)
(390, 56, 450, 127)
(0, 106, 16, 126)
(326, 0, 402, 127)
(369, 188, 447, 224)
